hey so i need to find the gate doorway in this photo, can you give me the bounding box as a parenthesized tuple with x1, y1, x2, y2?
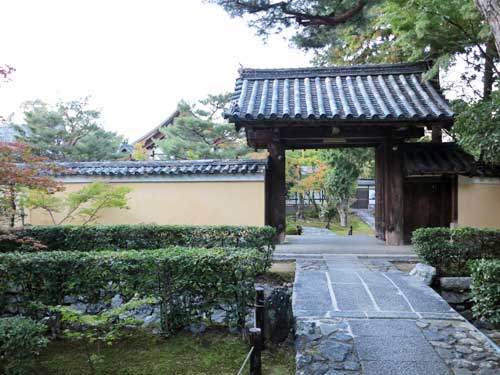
(226, 61, 463, 245)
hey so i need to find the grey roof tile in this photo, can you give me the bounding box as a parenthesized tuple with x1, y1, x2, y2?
(54, 159, 266, 177)
(226, 61, 453, 122)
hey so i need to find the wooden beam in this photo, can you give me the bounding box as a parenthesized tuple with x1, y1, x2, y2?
(432, 125, 443, 143)
(267, 140, 286, 243)
(246, 125, 425, 149)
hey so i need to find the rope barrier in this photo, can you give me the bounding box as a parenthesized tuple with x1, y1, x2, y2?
(235, 346, 254, 375)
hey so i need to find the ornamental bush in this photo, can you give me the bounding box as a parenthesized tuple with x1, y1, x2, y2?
(0, 316, 49, 375)
(470, 260, 500, 325)
(0, 247, 267, 335)
(0, 224, 275, 254)
(412, 227, 500, 276)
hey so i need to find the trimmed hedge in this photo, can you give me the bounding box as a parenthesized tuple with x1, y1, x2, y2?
(0, 247, 267, 334)
(412, 227, 500, 276)
(471, 260, 500, 325)
(0, 224, 275, 253)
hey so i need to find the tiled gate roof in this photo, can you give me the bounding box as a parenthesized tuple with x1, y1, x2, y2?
(227, 61, 453, 122)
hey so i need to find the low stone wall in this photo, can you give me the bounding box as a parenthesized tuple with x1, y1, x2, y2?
(438, 277, 473, 321)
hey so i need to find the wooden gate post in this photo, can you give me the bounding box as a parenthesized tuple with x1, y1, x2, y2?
(374, 144, 385, 241)
(249, 328, 262, 375)
(267, 140, 286, 243)
(384, 139, 405, 246)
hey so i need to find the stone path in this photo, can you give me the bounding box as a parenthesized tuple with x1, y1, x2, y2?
(301, 226, 337, 237)
(351, 209, 375, 230)
(293, 256, 500, 375)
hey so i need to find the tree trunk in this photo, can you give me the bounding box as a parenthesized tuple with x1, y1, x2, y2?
(306, 191, 320, 218)
(483, 38, 496, 99)
(296, 193, 305, 221)
(337, 200, 349, 228)
(475, 0, 500, 56)
(9, 186, 16, 228)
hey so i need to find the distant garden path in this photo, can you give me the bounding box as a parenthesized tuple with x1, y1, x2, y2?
(293, 255, 500, 375)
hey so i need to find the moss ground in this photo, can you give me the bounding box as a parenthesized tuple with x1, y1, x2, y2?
(29, 329, 295, 375)
(287, 214, 374, 236)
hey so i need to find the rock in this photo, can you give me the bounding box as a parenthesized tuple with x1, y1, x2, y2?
(455, 345, 473, 354)
(86, 302, 106, 314)
(440, 277, 472, 292)
(70, 302, 87, 313)
(111, 294, 123, 309)
(142, 313, 160, 327)
(409, 263, 436, 285)
(309, 361, 329, 374)
(458, 338, 481, 346)
(318, 340, 351, 362)
(210, 309, 226, 324)
(343, 361, 360, 370)
(416, 320, 430, 328)
(479, 361, 498, 369)
(478, 370, 499, 375)
(133, 305, 153, 321)
(441, 291, 471, 304)
(63, 295, 78, 304)
(319, 323, 338, 336)
(471, 346, 485, 352)
(452, 368, 474, 375)
(470, 352, 488, 361)
(263, 287, 293, 344)
(430, 341, 452, 349)
(296, 354, 312, 368)
(332, 332, 353, 342)
(188, 322, 207, 334)
(451, 359, 478, 369)
(453, 331, 468, 339)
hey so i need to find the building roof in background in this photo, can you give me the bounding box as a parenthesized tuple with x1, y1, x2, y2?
(401, 143, 499, 177)
(133, 110, 180, 150)
(54, 159, 266, 177)
(227, 61, 453, 123)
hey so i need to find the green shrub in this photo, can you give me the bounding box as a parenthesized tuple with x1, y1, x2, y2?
(471, 260, 500, 325)
(0, 247, 267, 335)
(0, 316, 49, 375)
(0, 224, 275, 254)
(412, 227, 500, 276)
(285, 223, 302, 235)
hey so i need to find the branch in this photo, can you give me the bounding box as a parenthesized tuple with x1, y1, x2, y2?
(233, 0, 369, 27)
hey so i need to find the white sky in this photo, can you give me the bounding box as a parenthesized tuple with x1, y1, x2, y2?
(0, 0, 311, 141)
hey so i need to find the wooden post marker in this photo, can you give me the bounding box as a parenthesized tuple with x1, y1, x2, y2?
(249, 328, 262, 375)
(255, 286, 265, 349)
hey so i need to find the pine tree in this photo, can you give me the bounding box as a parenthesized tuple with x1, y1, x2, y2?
(14, 98, 124, 161)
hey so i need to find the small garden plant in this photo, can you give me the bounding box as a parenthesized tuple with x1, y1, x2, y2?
(51, 296, 156, 375)
(0, 316, 49, 375)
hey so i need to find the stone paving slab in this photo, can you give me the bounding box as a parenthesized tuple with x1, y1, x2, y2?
(361, 360, 452, 375)
(293, 255, 500, 375)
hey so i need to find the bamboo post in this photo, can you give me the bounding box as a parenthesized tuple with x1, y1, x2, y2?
(249, 328, 262, 375)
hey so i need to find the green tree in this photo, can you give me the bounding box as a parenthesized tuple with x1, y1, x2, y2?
(213, 0, 500, 162)
(158, 93, 250, 159)
(14, 98, 124, 161)
(321, 149, 372, 227)
(27, 182, 132, 225)
(286, 150, 322, 219)
(452, 92, 500, 162)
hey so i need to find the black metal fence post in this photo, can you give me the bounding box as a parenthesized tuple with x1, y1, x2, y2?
(255, 287, 265, 348)
(249, 328, 262, 375)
